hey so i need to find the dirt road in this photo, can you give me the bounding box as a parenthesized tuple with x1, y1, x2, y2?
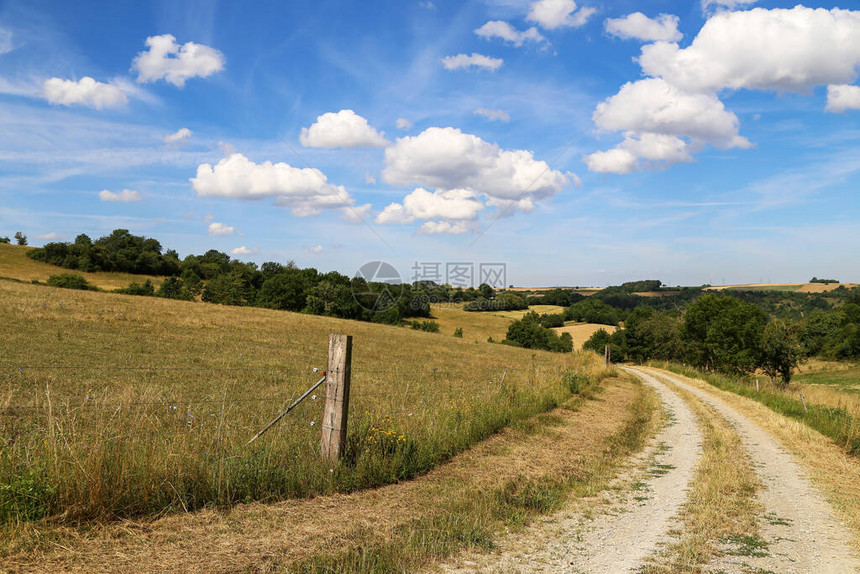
(634, 367, 860, 573)
(438, 367, 860, 573)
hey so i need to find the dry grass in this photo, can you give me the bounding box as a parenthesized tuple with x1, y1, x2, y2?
(642, 379, 761, 573)
(429, 303, 513, 342)
(0, 280, 613, 546)
(0, 244, 163, 290)
(552, 322, 617, 350)
(488, 304, 567, 320)
(650, 370, 860, 552)
(1, 377, 651, 572)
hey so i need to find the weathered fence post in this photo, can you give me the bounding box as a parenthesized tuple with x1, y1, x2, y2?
(605, 344, 611, 366)
(321, 333, 352, 462)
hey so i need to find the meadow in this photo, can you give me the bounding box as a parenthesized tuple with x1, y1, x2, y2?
(0, 279, 612, 530)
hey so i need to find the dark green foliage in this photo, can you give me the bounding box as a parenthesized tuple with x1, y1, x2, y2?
(503, 312, 572, 353)
(46, 273, 98, 291)
(565, 298, 621, 326)
(540, 288, 583, 307)
(0, 236, 9, 244)
(115, 280, 155, 297)
(538, 313, 565, 328)
(453, 327, 463, 338)
(257, 268, 312, 311)
(622, 306, 682, 363)
(810, 277, 839, 284)
(759, 320, 802, 386)
(463, 292, 527, 312)
(14, 231, 27, 246)
(583, 328, 626, 360)
(411, 320, 440, 333)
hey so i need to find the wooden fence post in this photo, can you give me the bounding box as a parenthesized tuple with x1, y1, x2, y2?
(605, 344, 611, 366)
(321, 333, 352, 462)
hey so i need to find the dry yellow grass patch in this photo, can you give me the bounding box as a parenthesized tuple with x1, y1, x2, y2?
(429, 303, 513, 341)
(553, 322, 617, 350)
(489, 304, 567, 320)
(2, 379, 644, 573)
(0, 244, 163, 290)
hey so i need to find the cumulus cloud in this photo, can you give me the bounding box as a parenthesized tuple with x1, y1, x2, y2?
(474, 20, 546, 47)
(441, 53, 503, 71)
(191, 153, 356, 217)
(304, 244, 323, 254)
(99, 189, 141, 202)
(474, 108, 510, 122)
(163, 127, 192, 145)
(527, 0, 596, 30)
(132, 34, 225, 87)
(639, 7, 860, 95)
(826, 84, 860, 113)
(605, 13, 682, 42)
(230, 246, 258, 255)
(208, 222, 235, 236)
(594, 78, 749, 149)
(383, 127, 570, 206)
(299, 109, 388, 148)
(586, 134, 693, 174)
(396, 118, 412, 130)
(43, 77, 127, 109)
(376, 188, 484, 224)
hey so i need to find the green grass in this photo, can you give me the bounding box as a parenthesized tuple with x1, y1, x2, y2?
(0, 280, 613, 526)
(654, 362, 860, 458)
(794, 364, 860, 390)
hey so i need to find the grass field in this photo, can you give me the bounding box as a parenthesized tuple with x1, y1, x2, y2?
(553, 322, 616, 350)
(429, 303, 513, 342)
(489, 304, 567, 320)
(0, 243, 164, 290)
(0, 280, 611, 531)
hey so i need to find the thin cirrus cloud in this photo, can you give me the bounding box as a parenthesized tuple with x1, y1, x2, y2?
(132, 34, 225, 87)
(527, 0, 596, 30)
(300, 109, 388, 148)
(440, 53, 503, 71)
(586, 6, 860, 174)
(98, 189, 141, 202)
(191, 152, 359, 217)
(163, 127, 192, 145)
(604, 13, 682, 42)
(474, 20, 546, 47)
(474, 108, 510, 122)
(43, 77, 127, 109)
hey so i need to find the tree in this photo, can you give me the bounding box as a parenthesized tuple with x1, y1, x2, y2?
(478, 282, 495, 299)
(0, 236, 9, 244)
(257, 269, 311, 311)
(760, 320, 803, 387)
(14, 231, 27, 246)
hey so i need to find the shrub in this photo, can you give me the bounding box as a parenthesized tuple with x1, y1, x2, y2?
(453, 327, 463, 338)
(47, 273, 97, 291)
(115, 280, 155, 296)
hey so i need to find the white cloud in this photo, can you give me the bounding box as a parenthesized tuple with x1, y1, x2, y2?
(605, 13, 682, 42)
(202, 213, 215, 223)
(396, 118, 412, 130)
(163, 127, 192, 145)
(594, 78, 750, 149)
(826, 85, 860, 113)
(299, 109, 388, 148)
(208, 222, 235, 236)
(702, 0, 757, 12)
(43, 77, 127, 109)
(527, 0, 596, 30)
(376, 188, 484, 224)
(99, 189, 142, 202)
(364, 172, 377, 184)
(340, 203, 373, 224)
(474, 20, 546, 47)
(35, 232, 63, 241)
(440, 53, 503, 72)
(639, 7, 860, 94)
(304, 244, 323, 254)
(474, 108, 510, 122)
(132, 34, 225, 87)
(383, 127, 570, 208)
(0, 27, 13, 55)
(191, 153, 356, 217)
(586, 134, 693, 174)
(418, 221, 477, 235)
(231, 246, 258, 255)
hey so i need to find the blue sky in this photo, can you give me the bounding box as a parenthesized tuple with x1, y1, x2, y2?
(1, 0, 859, 287)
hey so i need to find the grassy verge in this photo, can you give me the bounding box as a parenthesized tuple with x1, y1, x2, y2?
(642, 378, 762, 573)
(290, 377, 658, 573)
(653, 362, 860, 458)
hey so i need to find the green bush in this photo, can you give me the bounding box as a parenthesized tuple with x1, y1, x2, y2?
(47, 273, 97, 291)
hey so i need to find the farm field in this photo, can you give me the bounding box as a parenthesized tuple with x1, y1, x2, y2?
(429, 302, 513, 341)
(704, 282, 857, 293)
(0, 243, 164, 291)
(0, 280, 613, 542)
(552, 322, 617, 350)
(489, 304, 567, 320)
